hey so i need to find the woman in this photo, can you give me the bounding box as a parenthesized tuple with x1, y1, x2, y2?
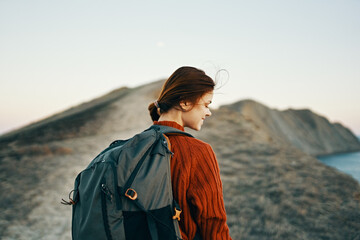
(148, 66, 232, 240)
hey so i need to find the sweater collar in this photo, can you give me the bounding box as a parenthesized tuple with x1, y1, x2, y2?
(153, 121, 185, 132)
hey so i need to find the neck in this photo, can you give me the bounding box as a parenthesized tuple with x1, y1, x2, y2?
(158, 108, 184, 127)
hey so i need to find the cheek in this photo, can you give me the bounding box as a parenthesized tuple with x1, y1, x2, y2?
(184, 106, 205, 122)
(185, 111, 199, 124)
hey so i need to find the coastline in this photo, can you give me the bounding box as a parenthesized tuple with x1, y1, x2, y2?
(318, 150, 360, 183)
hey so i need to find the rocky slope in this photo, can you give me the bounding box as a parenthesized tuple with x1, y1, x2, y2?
(223, 99, 360, 156)
(0, 80, 359, 240)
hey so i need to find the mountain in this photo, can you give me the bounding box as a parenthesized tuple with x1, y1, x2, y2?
(0, 80, 359, 240)
(222, 99, 360, 156)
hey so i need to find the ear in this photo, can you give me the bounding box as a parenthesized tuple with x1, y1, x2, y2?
(179, 100, 192, 111)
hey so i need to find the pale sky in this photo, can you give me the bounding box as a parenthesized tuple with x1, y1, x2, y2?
(1, 0, 359, 135)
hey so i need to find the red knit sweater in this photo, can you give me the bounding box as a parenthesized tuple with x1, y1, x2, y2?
(154, 121, 232, 240)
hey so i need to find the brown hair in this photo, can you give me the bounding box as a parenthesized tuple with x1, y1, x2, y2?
(148, 66, 215, 121)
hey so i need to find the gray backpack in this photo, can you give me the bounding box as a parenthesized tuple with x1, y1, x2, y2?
(62, 125, 193, 240)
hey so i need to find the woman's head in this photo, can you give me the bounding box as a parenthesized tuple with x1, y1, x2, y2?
(148, 66, 215, 128)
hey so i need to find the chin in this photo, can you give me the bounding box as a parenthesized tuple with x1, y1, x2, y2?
(194, 125, 202, 131)
(188, 125, 201, 131)
(186, 122, 203, 131)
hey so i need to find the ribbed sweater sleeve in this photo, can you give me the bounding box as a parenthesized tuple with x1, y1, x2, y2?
(188, 142, 232, 240)
(154, 121, 232, 240)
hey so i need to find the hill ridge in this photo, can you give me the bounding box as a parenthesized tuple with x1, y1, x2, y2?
(221, 99, 360, 156)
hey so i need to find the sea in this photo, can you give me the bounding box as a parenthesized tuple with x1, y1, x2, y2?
(317, 136, 360, 183)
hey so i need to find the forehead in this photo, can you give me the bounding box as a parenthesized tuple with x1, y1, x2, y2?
(199, 91, 213, 103)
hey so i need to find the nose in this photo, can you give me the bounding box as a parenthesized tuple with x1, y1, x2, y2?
(206, 108, 212, 117)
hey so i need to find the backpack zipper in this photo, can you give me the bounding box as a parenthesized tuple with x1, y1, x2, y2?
(108, 161, 122, 210)
(100, 181, 113, 240)
(101, 183, 113, 202)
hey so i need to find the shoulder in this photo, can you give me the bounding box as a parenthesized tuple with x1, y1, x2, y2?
(169, 135, 216, 163)
(190, 138, 214, 156)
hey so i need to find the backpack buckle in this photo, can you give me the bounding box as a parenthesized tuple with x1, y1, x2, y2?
(172, 207, 182, 221)
(125, 188, 138, 200)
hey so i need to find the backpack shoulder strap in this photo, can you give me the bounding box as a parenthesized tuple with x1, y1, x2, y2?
(148, 125, 194, 138)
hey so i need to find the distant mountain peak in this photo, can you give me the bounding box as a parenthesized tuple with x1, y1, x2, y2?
(219, 98, 360, 156)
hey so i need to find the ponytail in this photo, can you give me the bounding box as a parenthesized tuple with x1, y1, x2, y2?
(148, 102, 160, 121)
